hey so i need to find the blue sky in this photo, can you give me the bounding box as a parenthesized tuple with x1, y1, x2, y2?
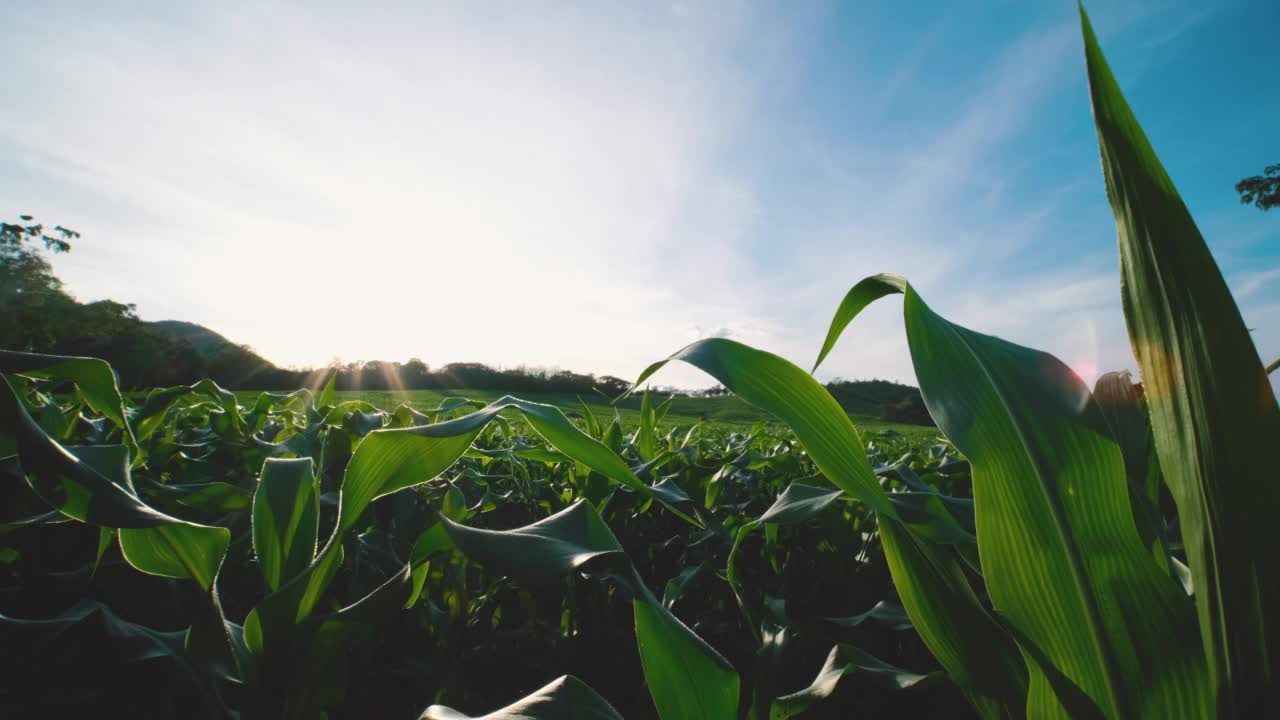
(3, 0, 1277, 389)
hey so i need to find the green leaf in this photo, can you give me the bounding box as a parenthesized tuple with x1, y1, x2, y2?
(877, 517, 1027, 716)
(757, 483, 843, 525)
(1081, 8, 1280, 712)
(118, 522, 229, 592)
(771, 644, 933, 719)
(634, 597, 740, 720)
(0, 350, 136, 450)
(824, 601, 913, 632)
(131, 385, 189, 442)
(578, 397, 602, 438)
(317, 372, 336, 409)
(634, 340, 896, 518)
(0, 378, 229, 590)
(443, 501, 739, 719)
(0, 378, 164, 527)
(421, 675, 623, 720)
(728, 483, 844, 633)
(343, 395, 696, 532)
(1092, 371, 1171, 575)
(812, 273, 909, 373)
(900, 279, 1208, 716)
(440, 499, 627, 585)
(635, 387, 658, 461)
(252, 458, 320, 592)
(0, 600, 226, 718)
(640, 335, 1021, 714)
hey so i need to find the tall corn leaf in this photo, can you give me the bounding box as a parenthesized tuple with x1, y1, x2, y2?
(637, 339, 1027, 716)
(1081, 8, 1280, 712)
(635, 387, 658, 461)
(252, 458, 320, 592)
(816, 276, 1209, 716)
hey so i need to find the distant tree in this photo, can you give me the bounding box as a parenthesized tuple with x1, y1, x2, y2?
(2, 216, 80, 350)
(1236, 163, 1280, 211)
(594, 375, 630, 396)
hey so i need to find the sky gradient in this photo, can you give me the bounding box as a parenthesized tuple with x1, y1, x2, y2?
(4, 0, 1278, 389)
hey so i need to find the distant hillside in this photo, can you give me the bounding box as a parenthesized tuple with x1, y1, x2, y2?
(147, 320, 272, 367)
(147, 320, 241, 359)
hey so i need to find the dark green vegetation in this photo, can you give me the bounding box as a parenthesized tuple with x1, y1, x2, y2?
(2, 363, 961, 718)
(2, 10, 1277, 719)
(279, 389, 935, 436)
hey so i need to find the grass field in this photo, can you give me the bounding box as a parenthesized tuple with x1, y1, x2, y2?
(235, 387, 940, 438)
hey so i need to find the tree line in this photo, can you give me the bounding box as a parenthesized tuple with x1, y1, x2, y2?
(4, 215, 932, 422)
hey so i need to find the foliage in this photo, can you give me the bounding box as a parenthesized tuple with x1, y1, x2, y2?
(0, 351, 965, 718)
(2, 8, 1273, 719)
(1234, 163, 1279, 211)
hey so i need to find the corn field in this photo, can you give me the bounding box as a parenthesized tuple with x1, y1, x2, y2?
(1, 10, 1276, 719)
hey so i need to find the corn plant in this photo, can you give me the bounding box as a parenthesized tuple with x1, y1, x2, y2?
(1, 7, 1274, 720)
(625, 8, 1277, 718)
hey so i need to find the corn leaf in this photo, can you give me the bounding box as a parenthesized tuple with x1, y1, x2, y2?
(421, 675, 623, 720)
(443, 501, 740, 720)
(1081, 8, 1280, 712)
(771, 644, 933, 719)
(927, 284, 1207, 715)
(639, 337, 1026, 715)
(0, 350, 136, 450)
(252, 458, 320, 592)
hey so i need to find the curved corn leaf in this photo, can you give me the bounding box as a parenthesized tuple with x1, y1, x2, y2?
(1, 376, 167, 527)
(819, 273, 1210, 715)
(440, 499, 627, 584)
(812, 273, 908, 373)
(421, 675, 623, 720)
(0, 600, 228, 718)
(341, 395, 691, 533)
(443, 501, 739, 720)
(639, 336, 1025, 715)
(728, 483, 844, 632)
(757, 482, 843, 524)
(0, 350, 136, 450)
(118, 522, 229, 592)
(66, 445, 229, 592)
(771, 644, 933, 719)
(1081, 8, 1280, 713)
(252, 458, 320, 592)
(824, 601, 913, 632)
(1, 377, 229, 590)
(633, 340, 896, 518)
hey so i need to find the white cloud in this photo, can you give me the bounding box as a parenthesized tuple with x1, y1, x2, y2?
(3, 0, 1269, 395)
(1, 0, 789, 387)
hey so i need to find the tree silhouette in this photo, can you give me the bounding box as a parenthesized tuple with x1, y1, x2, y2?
(1236, 163, 1280, 211)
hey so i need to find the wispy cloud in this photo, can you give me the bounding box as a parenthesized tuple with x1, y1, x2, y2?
(2, 0, 1274, 390)
(1234, 267, 1280, 300)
